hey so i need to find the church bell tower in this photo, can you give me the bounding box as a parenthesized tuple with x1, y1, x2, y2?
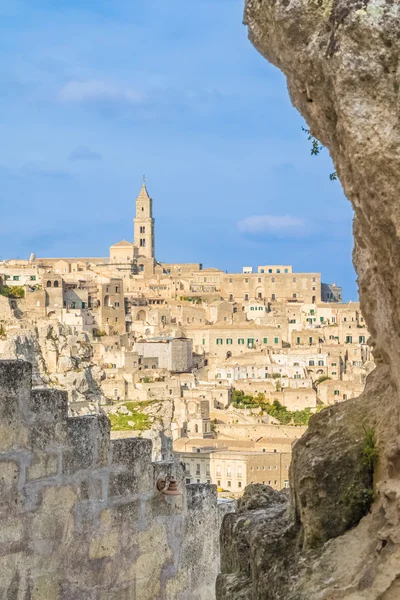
(133, 177, 155, 259)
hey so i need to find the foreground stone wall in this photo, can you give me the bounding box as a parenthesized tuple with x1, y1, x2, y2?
(0, 360, 223, 600)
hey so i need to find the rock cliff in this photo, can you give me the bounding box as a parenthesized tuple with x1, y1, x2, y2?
(0, 323, 106, 412)
(217, 2, 400, 598)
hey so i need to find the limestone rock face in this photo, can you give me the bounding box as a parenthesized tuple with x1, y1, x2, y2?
(0, 324, 106, 412)
(218, 2, 400, 598)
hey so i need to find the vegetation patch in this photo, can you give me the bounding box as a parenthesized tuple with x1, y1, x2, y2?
(231, 390, 312, 426)
(340, 427, 378, 522)
(0, 285, 25, 299)
(315, 375, 331, 386)
(108, 400, 160, 432)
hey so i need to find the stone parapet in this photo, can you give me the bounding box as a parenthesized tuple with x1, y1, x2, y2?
(0, 360, 220, 599)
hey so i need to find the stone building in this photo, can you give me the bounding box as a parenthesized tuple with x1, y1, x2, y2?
(322, 282, 343, 302)
(135, 337, 193, 372)
(176, 446, 291, 493)
(133, 178, 155, 261)
(187, 324, 283, 357)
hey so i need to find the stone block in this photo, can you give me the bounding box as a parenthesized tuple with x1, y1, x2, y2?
(89, 530, 120, 559)
(109, 469, 140, 499)
(0, 461, 21, 517)
(111, 438, 152, 467)
(104, 500, 142, 525)
(30, 486, 77, 543)
(0, 518, 23, 545)
(0, 360, 32, 410)
(29, 388, 68, 422)
(31, 575, 60, 600)
(62, 414, 111, 475)
(27, 451, 58, 481)
(62, 417, 95, 474)
(0, 361, 32, 451)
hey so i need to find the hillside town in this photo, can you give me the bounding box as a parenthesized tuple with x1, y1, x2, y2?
(0, 179, 373, 497)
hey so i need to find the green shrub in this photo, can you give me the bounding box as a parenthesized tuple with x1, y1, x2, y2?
(0, 285, 25, 299)
(315, 375, 331, 386)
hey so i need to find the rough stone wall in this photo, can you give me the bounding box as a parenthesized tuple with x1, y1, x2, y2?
(217, 1, 400, 599)
(0, 360, 223, 600)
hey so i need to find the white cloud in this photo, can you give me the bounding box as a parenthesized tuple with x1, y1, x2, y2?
(69, 146, 102, 161)
(238, 214, 306, 234)
(59, 80, 143, 104)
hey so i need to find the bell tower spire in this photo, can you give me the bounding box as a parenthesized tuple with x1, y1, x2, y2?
(133, 177, 155, 259)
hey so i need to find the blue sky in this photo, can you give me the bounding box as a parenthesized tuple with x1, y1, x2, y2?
(0, 0, 357, 299)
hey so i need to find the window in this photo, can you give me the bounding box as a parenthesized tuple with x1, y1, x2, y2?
(334, 390, 340, 396)
(268, 269, 272, 273)
(250, 307, 254, 311)
(309, 337, 313, 344)
(36, 300, 40, 307)
(345, 336, 353, 344)
(271, 278, 275, 283)
(227, 481, 231, 487)
(274, 337, 278, 344)
(244, 294, 249, 301)
(359, 336, 365, 343)
(310, 309, 315, 315)
(277, 269, 281, 273)
(318, 360, 324, 366)
(271, 293, 276, 301)
(202, 339, 205, 345)
(293, 293, 297, 298)
(227, 466, 232, 476)
(30, 275, 36, 281)
(216, 338, 223, 345)
(320, 317, 324, 322)
(284, 268, 288, 273)
(296, 337, 300, 344)
(237, 467, 242, 477)
(258, 278, 261, 283)
(140, 226, 145, 233)
(226, 338, 233, 345)
(238, 338, 244, 345)
(245, 278, 248, 283)
(247, 338, 254, 348)
(238, 481, 242, 488)
(332, 371, 337, 375)
(140, 238, 146, 247)
(229, 278, 232, 283)
(13, 275, 20, 281)
(263, 337, 268, 344)
(309, 360, 315, 366)
(115, 302, 120, 307)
